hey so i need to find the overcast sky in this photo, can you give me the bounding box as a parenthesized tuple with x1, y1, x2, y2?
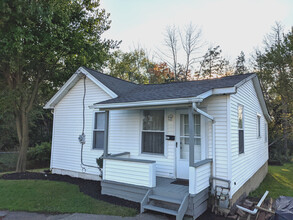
(100, 0, 293, 64)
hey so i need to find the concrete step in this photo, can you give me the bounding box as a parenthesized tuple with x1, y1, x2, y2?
(149, 194, 182, 205)
(143, 204, 178, 216)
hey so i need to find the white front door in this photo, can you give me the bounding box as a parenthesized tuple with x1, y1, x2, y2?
(176, 110, 204, 179)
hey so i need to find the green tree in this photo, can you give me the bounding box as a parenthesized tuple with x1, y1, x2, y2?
(198, 46, 230, 79)
(235, 51, 248, 75)
(254, 23, 293, 158)
(107, 49, 152, 84)
(0, 0, 117, 172)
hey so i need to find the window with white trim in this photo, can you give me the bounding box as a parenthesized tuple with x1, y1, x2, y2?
(238, 105, 244, 154)
(257, 115, 261, 138)
(93, 112, 105, 149)
(264, 122, 268, 143)
(141, 110, 165, 154)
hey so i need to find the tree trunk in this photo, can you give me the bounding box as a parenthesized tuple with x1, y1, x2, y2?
(15, 110, 29, 172)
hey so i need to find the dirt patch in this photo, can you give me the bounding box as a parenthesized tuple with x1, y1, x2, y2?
(1, 172, 140, 211)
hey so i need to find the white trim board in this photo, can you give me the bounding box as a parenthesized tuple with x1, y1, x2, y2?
(44, 67, 117, 109)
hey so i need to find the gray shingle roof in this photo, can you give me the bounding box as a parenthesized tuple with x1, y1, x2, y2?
(85, 67, 255, 105)
(83, 67, 138, 96)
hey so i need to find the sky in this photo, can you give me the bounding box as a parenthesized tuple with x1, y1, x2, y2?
(100, 0, 293, 65)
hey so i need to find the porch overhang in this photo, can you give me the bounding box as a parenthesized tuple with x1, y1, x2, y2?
(91, 97, 204, 111)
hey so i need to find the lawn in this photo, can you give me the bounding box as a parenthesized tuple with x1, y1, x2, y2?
(0, 179, 137, 216)
(250, 163, 293, 199)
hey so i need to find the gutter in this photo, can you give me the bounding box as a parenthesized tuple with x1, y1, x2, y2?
(91, 97, 204, 110)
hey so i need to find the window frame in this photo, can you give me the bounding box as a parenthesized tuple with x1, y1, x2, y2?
(257, 114, 261, 138)
(140, 109, 166, 156)
(264, 121, 268, 143)
(92, 111, 106, 150)
(238, 104, 244, 154)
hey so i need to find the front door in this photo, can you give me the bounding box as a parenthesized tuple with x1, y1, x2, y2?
(176, 110, 203, 179)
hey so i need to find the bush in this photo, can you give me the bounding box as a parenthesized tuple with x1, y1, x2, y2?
(27, 142, 51, 168)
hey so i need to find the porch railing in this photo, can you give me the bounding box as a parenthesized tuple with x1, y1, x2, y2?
(103, 152, 156, 188)
(189, 159, 212, 194)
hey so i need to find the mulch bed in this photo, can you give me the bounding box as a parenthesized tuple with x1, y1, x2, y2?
(1, 172, 140, 211)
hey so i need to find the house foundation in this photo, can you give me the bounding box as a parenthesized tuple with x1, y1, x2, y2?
(230, 161, 268, 205)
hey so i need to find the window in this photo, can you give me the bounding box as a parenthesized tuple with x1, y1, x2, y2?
(238, 105, 244, 154)
(257, 115, 261, 138)
(141, 110, 165, 154)
(93, 112, 105, 149)
(264, 122, 268, 143)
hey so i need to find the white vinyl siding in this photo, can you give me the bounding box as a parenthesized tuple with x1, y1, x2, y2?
(230, 80, 268, 197)
(108, 109, 175, 178)
(51, 77, 112, 178)
(201, 95, 228, 180)
(103, 159, 156, 187)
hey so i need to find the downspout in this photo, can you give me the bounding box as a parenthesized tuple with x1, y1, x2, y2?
(192, 102, 216, 189)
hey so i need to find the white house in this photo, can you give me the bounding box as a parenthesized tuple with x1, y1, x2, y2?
(44, 67, 270, 220)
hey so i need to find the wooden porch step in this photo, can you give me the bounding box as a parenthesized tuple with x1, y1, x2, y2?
(148, 194, 182, 204)
(143, 204, 178, 216)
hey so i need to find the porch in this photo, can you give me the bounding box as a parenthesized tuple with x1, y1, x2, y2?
(99, 103, 215, 219)
(102, 152, 212, 220)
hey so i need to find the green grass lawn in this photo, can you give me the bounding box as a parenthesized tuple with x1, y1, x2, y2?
(250, 163, 293, 199)
(0, 179, 137, 216)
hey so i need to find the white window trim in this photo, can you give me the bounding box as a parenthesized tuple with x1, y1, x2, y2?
(257, 114, 261, 139)
(238, 104, 244, 155)
(264, 121, 268, 143)
(92, 110, 105, 150)
(139, 109, 166, 157)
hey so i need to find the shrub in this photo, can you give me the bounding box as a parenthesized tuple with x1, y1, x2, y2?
(27, 142, 51, 168)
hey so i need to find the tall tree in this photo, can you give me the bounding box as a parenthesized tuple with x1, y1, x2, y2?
(197, 46, 230, 79)
(0, 0, 117, 172)
(107, 49, 151, 84)
(235, 51, 248, 75)
(254, 23, 293, 158)
(179, 23, 203, 80)
(157, 23, 202, 81)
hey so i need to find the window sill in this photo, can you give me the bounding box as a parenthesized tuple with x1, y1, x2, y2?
(139, 152, 167, 158)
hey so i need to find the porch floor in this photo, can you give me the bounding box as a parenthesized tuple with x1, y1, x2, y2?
(156, 177, 189, 196)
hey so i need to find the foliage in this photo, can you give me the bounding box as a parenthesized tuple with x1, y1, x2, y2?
(0, 153, 18, 172)
(0, 0, 118, 171)
(197, 46, 231, 79)
(250, 163, 293, 199)
(107, 49, 151, 84)
(27, 142, 51, 167)
(0, 179, 137, 216)
(235, 51, 248, 75)
(254, 23, 293, 158)
(148, 62, 175, 83)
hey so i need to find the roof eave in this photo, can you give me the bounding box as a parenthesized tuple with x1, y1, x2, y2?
(43, 67, 118, 109)
(92, 86, 238, 110)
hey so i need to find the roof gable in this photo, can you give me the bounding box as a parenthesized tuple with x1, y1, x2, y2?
(44, 67, 137, 109)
